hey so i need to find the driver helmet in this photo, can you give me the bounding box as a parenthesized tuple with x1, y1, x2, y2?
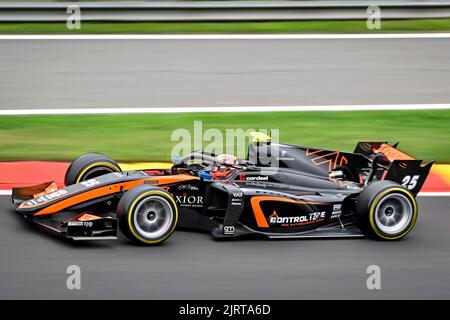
(215, 153, 236, 165)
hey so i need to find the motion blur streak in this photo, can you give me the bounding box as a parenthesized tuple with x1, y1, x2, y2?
(1, 38, 450, 109)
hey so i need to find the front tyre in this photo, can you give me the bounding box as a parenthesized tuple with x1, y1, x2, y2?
(65, 153, 121, 186)
(356, 180, 418, 240)
(117, 185, 178, 245)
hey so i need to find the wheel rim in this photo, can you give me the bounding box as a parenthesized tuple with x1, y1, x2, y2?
(374, 193, 413, 235)
(133, 196, 174, 240)
(83, 166, 115, 181)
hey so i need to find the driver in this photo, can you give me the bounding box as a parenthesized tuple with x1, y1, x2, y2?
(210, 154, 237, 179)
(215, 153, 236, 165)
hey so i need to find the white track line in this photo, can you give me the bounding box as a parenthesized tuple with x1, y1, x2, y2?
(418, 192, 450, 197)
(1, 104, 450, 115)
(0, 190, 448, 196)
(1, 34, 450, 40)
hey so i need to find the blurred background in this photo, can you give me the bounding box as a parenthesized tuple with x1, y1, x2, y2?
(1, 0, 450, 34)
(0, 0, 449, 162)
(0, 0, 438, 177)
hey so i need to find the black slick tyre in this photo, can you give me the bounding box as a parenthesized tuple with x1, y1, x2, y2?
(117, 185, 178, 245)
(356, 180, 418, 240)
(64, 153, 121, 186)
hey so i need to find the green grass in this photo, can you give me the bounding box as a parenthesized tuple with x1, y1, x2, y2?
(2, 19, 450, 34)
(0, 110, 448, 163)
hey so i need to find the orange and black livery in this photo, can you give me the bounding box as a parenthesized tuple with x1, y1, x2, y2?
(11, 135, 433, 245)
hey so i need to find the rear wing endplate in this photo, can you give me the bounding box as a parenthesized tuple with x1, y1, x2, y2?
(384, 160, 434, 196)
(355, 141, 433, 195)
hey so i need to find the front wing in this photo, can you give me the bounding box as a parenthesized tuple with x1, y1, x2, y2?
(24, 211, 118, 241)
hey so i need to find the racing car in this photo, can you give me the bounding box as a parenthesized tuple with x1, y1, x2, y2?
(11, 132, 433, 244)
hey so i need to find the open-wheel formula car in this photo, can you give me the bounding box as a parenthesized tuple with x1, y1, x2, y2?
(11, 133, 433, 244)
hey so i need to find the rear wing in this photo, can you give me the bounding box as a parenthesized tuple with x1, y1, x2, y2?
(355, 142, 434, 195)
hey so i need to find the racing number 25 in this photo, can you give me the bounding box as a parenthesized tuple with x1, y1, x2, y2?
(401, 175, 420, 190)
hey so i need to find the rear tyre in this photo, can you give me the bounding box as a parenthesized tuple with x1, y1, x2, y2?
(356, 180, 418, 240)
(64, 153, 121, 186)
(117, 185, 178, 245)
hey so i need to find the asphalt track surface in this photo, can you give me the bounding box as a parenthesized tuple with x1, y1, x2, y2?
(0, 195, 449, 299)
(1, 38, 450, 109)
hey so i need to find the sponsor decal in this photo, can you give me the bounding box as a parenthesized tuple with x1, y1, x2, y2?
(68, 221, 93, 227)
(175, 194, 203, 207)
(223, 225, 235, 235)
(231, 193, 243, 206)
(26, 189, 69, 206)
(241, 181, 275, 189)
(331, 203, 342, 219)
(239, 174, 269, 181)
(178, 184, 199, 191)
(268, 210, 326, 227)
(277, 156, 295, 161)
(80, 179, 100, 188)
(331, 211, 342, 219)
(68, 221, 83, 226)
(276, 149, 295, 161)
